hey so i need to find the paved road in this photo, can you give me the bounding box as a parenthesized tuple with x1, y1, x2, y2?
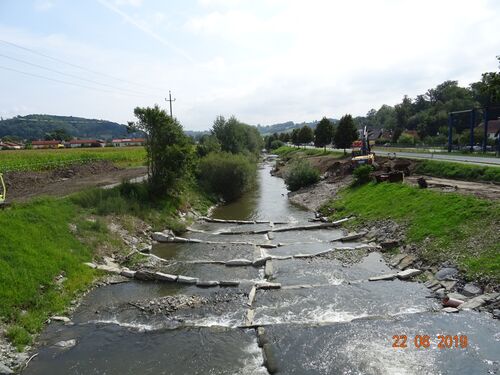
(310, 146, 500, 166)
(373, 150, 500, 166)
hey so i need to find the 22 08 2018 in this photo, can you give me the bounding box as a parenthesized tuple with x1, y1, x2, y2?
(392, 335, 468, 349)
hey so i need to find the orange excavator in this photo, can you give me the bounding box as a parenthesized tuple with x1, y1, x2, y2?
(351, 126, 375, 167)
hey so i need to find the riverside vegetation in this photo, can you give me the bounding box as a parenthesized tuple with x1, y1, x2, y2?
(0, 106, 262, 352)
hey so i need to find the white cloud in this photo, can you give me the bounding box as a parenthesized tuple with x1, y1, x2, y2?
(113, 0, 144, 7)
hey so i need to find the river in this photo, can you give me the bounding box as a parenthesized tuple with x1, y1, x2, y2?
(23, 161, 499, 374)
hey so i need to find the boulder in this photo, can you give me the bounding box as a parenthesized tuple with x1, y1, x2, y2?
(226, 259, 253, 267)
(54, 339, 77, 349)
(424, 280, 440, 289)
(196, 280, 219, 287)
(458, 296, 486, 310)
(390, 254, 407, 267)
(154, 272, 177, 282)
(447, 292, 469, 301)
(439, 280, 457, 291)
(257, 327, 268, 347)
(134, 270, 156, 281)
(368, 273, 397, 281)
(51, 316, 71, 323)
(247, 286, 257, 306)
(262, 343, 278, 374)
(434, 288, 446, 299)
(245, 309, 255, 326)
(442, 307, 459, 313)
(151, 231, 172, 242)
(435, 267, 458, 281)
(177, 275, 199, 284)
(219, 280, 240, 287)
(397, 255, 416, 270)
(0, 363, 13, 375)
(461, 283, 482, 297)
(396, 269, 422, 280)
(120, 269, 136, 278)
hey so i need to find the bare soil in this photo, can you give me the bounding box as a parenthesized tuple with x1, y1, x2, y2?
(3, 161, 147, 203)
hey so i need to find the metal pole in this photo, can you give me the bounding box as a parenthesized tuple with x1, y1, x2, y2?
(447, 113, 453, 153)
(483, 107, 488, 153)
(470, 109, 475, 152)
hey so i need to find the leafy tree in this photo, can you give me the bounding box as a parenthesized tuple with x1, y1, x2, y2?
(314, 117, 334, 149)
(132, 105, 193, 197)
(211, 115, 263, 155)
(283, 159, 320, 191)
(270, 139, 284, 150)
(278, 132, 290, 142)
(44, 128, 71, 141)
(297, 125, 314, 145)
(334, 114, 358, 153)
(196, 134, 221, 157)
(470, 57, 500, 107)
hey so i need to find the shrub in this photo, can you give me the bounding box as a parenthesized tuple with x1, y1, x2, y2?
(197, 152, 257, 202)
(352, 165, 373, 186)
(270, 140, 285, 150)
(284, 159, 320, 191)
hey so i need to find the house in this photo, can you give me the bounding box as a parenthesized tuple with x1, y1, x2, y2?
(476, 119, 500, 139)
(0, 141, 23, 150)
(31, 140, 64, 149)
(111, 138, 145, 147)
(65, 139, 105, 148)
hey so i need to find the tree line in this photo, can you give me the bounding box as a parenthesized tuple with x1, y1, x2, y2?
(131, 106, 263, 202)
(264, 114, 358, 152)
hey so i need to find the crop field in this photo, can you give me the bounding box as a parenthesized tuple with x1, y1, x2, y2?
(0, 147, 146, 172)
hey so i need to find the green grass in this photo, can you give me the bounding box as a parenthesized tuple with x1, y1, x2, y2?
(414, 160, 500, 183)
(0, 198, 95, 350)
(0, 180, 214, 351)
(320, 183, 500, 282)
(0, 146, 146, 172)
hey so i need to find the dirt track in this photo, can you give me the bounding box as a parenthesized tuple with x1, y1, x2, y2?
(3, 161, 147, 203)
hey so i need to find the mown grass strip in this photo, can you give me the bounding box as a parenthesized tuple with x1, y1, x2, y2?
(414, 160, 500, 183)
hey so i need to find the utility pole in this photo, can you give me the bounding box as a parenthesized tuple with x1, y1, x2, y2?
(165, 90, 176, 117)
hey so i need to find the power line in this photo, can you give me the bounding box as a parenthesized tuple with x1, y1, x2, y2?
(0, 64, 151, 98)
(0, 52, 152, 97)
(0, 39, 165, 92)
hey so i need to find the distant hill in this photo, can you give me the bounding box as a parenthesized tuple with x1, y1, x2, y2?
(256, 118, 338, 135)
(0, 114, 135, 141)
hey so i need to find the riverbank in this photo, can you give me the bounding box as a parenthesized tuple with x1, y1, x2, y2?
(273, 149, 499, 312)
(0, 182, 215, 372)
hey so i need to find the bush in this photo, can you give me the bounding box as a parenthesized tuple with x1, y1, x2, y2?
(270, 140, 285, 150)
(197, 152, 257, 202)
(284, 159, 320, 191)
(352, 165, 373, 186)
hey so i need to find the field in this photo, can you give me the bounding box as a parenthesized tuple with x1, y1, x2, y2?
(0, 147, 146, 172)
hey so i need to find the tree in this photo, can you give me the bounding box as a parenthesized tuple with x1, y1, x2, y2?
(314, 117, 334, 150)
(297, 125, 314, 145)
(334, 114, 358, 153)
(291, 128, 300, 146)
(196, 134, 221, 157)
(132, 105, 193, 197)
(45, 128, 71, 141)
(211, 115, 263, 155)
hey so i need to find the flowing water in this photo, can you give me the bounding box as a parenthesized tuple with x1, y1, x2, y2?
(24, 161, 500, 375)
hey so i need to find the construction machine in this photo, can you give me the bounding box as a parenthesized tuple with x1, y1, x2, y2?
(351, 126, 375, 167)
(0, 173, 6, 205)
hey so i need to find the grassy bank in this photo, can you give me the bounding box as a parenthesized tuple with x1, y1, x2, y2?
(0, 146, 146, 172)
(320, 183, 499, 283)
(414, 160, 500, 183)
(0, 182, 214, 351)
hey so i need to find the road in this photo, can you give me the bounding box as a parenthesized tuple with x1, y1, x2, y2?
(306, 145, 500, 166)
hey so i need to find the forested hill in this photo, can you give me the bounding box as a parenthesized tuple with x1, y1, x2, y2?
(257, 118, 338, 135)
(0, 114, 131, 140)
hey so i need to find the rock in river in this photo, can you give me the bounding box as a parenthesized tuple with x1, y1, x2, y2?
(396, 269, 422, 280)
(435, 267, 458, 281)
(54, 339, 76, 349)
(461, 283, 482, 297)
(226, 259, 253, 267)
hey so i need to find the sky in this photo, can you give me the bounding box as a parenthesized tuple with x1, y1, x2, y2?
(0, 0, 499, 130)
